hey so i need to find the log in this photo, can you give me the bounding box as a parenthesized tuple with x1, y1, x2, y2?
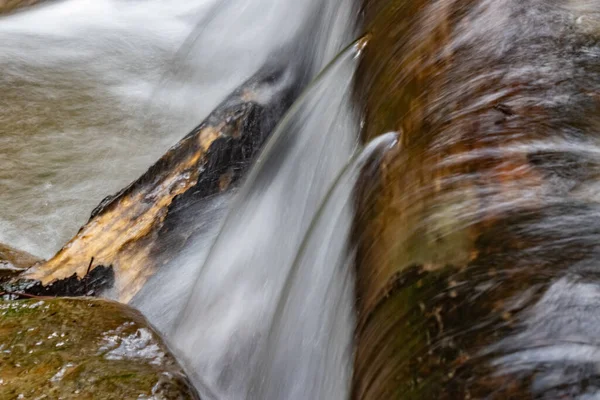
(16, 65, 301, 302)
(353, 1, 600, 398)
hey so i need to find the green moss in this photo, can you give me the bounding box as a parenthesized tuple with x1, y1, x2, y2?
(0, 298, 198, 399)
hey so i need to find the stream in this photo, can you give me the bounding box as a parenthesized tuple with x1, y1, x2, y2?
(1, 0, 362, 398)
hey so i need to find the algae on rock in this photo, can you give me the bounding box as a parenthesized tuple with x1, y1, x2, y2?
(0, 298, 199, 399)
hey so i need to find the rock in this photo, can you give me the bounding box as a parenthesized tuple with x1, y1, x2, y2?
(0, 243, 41, 270)
(0, 0, 44, 15)
(0, 297, 199, 399)
(353, 0, 600, 399)
(0, 243, 42, 281)
(19, 65, 301, 303)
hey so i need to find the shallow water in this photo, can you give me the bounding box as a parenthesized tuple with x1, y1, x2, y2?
(0, 0, 209, 257)
(351, 1, 600, 398)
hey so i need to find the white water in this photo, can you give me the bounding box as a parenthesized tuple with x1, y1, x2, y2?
(2, 0, 367, 398)
(0, 0, 354, 258)
(253, 132, 398, 400)
(168, 42, 364, 399)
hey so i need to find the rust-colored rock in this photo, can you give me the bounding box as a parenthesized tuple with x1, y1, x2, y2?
(353, 1, 600, 398)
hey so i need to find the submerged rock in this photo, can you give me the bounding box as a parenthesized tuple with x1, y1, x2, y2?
(0, 298, 199, 399)
(353, 0, 600, 398)
(0, 243, 41, 270)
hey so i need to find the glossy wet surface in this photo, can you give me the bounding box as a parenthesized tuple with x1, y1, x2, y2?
(353, 0, 600, 398)
(0, 298, 198, 399)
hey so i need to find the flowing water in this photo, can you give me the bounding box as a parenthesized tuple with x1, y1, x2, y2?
(251, 132, 398, 400)
(8, 1, 600, 399)
(0, 0, 354, 258)
(350, 1, 600, 398)
(167, 41, 363, 399)
(1, 0, 365, 398)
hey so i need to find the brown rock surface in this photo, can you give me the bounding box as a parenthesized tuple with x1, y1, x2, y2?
(353, 1, 600, 398)
(0, 0, 44, 15)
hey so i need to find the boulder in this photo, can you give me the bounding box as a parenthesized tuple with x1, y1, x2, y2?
(353, 0, 600, 398)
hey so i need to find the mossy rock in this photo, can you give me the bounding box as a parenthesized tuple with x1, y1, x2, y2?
(0, 298, 199, 399)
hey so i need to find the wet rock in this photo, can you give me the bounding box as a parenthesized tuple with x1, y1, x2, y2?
(0, 0, 44, 15)
(0, 243, 41, 281)
(0, 298, 199, 399)
(0, 243, 41, 270)
(1, 265, 115, 299)
(21, 64, 300, 303)
(353, 0, 600, 399)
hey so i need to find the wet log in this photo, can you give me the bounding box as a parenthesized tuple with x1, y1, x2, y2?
(353, 1, 600, 399)
(14, 66, 300, 303)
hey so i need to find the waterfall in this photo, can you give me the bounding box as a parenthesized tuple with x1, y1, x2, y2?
(0, 0, 355, 258)
(253, 132, 397, 400)
(170, 40, 364, 399)
(6, 1, 600, 399)
(1, 0, 372, 398)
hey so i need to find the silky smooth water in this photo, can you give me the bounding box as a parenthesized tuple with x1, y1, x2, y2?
(168, 41, 363, 399)
(252, 132, 398, 400)
(0, 0, 354, 258)
(2, 0, 363, 398)
(8, 1, 600, 399)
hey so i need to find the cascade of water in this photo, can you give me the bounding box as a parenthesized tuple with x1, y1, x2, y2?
(130, 0, 358, 347)
(2, 0, 370, 398)
(0, 0, 355, 258)
(253, 132, 398, 400)
(170, 40, 365, 399)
